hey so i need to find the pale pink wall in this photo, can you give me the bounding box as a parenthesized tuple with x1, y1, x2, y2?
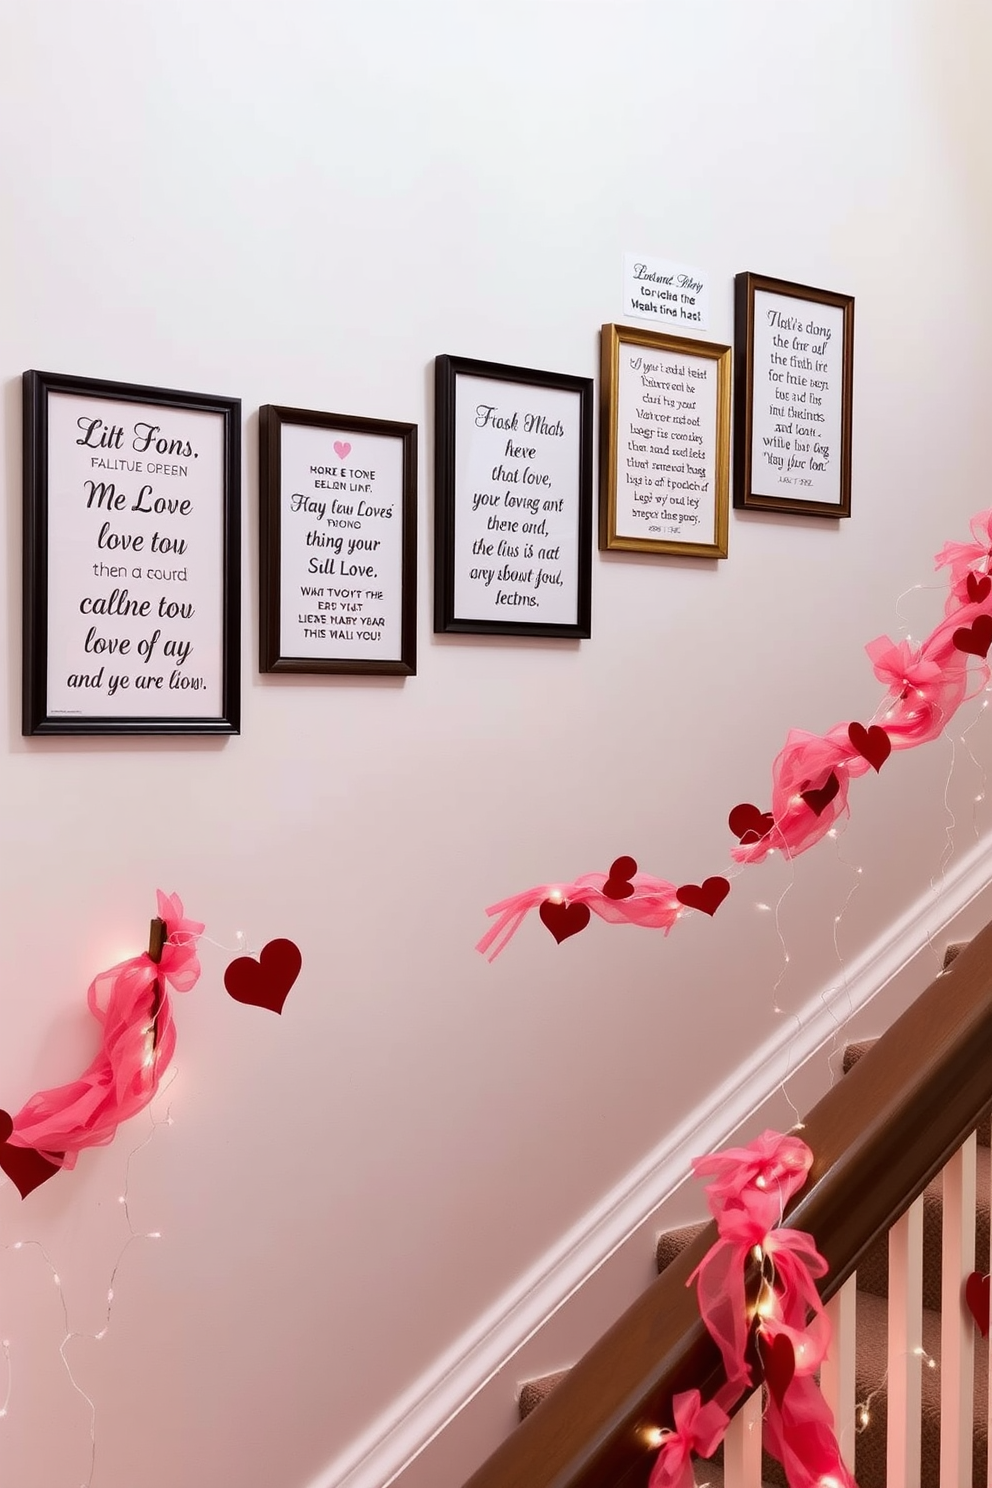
(0, 4, 990, 1487)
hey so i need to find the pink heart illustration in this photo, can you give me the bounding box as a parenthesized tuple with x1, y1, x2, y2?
(333, 441, 351, 461)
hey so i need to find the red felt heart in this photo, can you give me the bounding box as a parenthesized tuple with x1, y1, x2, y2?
(602, 855, 637, 900)
(0, 1110, 62, 1199)
(224, 939, 302, 1014)
(763, 1331, 795, 1406)
(539, 899, 591, 944)
(966, 1271, 991, 1338)
(728, 803, 774, 845)
(848, 722, 891, 773)
(953, 615, 992, 659)
(967, 572, 992, 604)
(676, 877, 730, 917)
(800, 771, 840, 816)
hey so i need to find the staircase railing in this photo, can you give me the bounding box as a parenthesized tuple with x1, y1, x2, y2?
(462, 920, 992, 1488)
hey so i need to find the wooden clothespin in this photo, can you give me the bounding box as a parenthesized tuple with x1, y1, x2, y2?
(148, 915, 166, 1050)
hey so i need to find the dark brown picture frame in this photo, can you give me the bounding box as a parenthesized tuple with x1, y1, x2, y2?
(434, 355, 593, 638)
(23, 369, 241, 736)
(259, 405, 417, 675)
(734, 272, 854, 518)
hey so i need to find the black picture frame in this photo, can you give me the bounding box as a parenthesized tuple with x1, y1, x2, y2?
(434, 355, 593, 638)
(23, 369, 241, 735)
(259, 405, 417, 676)
(734, 272, 854, 518)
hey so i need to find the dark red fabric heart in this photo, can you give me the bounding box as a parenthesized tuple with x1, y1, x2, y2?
(848, 722, 891, 773)
(967, 572, 992, 604)
(763, 1330, 795, 1406)
(224, 939, 302, 1014)
(728, 803, 774, 845)
(953, 615, 992, 658)
(676, 877, 730, 917)
(0, 1110, 62, 1199)
(966, 1271, 991, 1337)
(800, 771, 840, 816)
(602, 855, 637, 900)
(539, 899, 591, 944)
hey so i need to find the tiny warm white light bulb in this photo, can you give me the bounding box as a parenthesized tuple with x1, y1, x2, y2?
(755, 1175, 767, 1188)
(12, 1242, 22, 1251)
(107, 1288, 114, 1303)
(834, 915, 842, 924)
(147, 1231, 161, 1240)
(756, 902, 771, 912)
(95, 1328, 107, 1341)
(859, 1408, 870, 1427)
(547, 889, 563, 905)
(52, 1274, 60, 1287)
(642, 1425, 665, 1449)
(976, 793, 986, 803)
(827, 828, 838, 839)
(752, 1244, 764, 1260)
(118, 1195, 126, 1204)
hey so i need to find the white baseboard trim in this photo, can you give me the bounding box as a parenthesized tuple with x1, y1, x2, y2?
(310, 834, 992, 1488)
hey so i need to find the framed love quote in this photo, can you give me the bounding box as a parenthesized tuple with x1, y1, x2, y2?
(434, 354, 593, 637)
(599, 323, 731, 558)
(259, 406, 417, 675)
(734, 272, 854, 517)
(23, 370, 241, 735)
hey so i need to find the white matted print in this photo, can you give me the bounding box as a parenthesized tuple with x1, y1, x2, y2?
(23, 371, 240, 735)
(734, 273, 854, 518)
(599, 325, 731, 558)
(434, 356, 593, 637)
(259, 407, 417, 675)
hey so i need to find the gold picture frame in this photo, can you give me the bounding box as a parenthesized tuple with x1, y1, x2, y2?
(599, 323, 731, 558)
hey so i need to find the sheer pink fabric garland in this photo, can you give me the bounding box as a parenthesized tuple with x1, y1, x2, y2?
(6, 891, 203, 1167)
(478, 508, 992, 955)
(654, 1130, 857, 1488)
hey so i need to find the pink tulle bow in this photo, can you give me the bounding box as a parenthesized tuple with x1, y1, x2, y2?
(647, 1389, 730, 1488)
(475, 871, 681, 961)
(694, 1130, 813, 1224)
(8, 891, 204, 1164)
(689, 1132, 818, 1398)
(935, 507, 992, 588)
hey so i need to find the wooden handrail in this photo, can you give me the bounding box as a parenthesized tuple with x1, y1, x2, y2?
(463, 919, 992, 1488)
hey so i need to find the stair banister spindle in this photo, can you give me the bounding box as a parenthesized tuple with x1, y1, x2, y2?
(939, 1132, 977, 1486)
(721, 1387, 762, 1488)
(886, 1194, 923, 1484)
(821, 1272, 858, 1470)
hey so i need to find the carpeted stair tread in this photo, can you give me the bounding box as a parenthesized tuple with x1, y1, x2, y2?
(843, 1038, 991, 1147)
(517, 1370, 568, 1421)
(853, 1287, 988, 1487)
(853, 1142, 990, 1312)
(656, 1220, 709, 1277)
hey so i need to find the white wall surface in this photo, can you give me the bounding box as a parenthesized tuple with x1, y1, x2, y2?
(0, 3, 991, 1487)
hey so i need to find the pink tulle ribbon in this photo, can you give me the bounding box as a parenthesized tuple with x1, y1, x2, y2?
(476, 871, 680, 961)
(647, 1389, 730, 1488)
(481, 509, 992, 952)
(8, 891, 203, 1165)
(662, 1130, 857, 1488)
(763, 1372, 857, 1488)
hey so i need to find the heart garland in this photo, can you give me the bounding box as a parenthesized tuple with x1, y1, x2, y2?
(539, 900, 591, 944)
(965, 1270, 991, 1337)
(2, 900, 303, 1199)
(224, 939, 302, 1014)
(676, 878, 731, 917)
(478, 507, 992, 959)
